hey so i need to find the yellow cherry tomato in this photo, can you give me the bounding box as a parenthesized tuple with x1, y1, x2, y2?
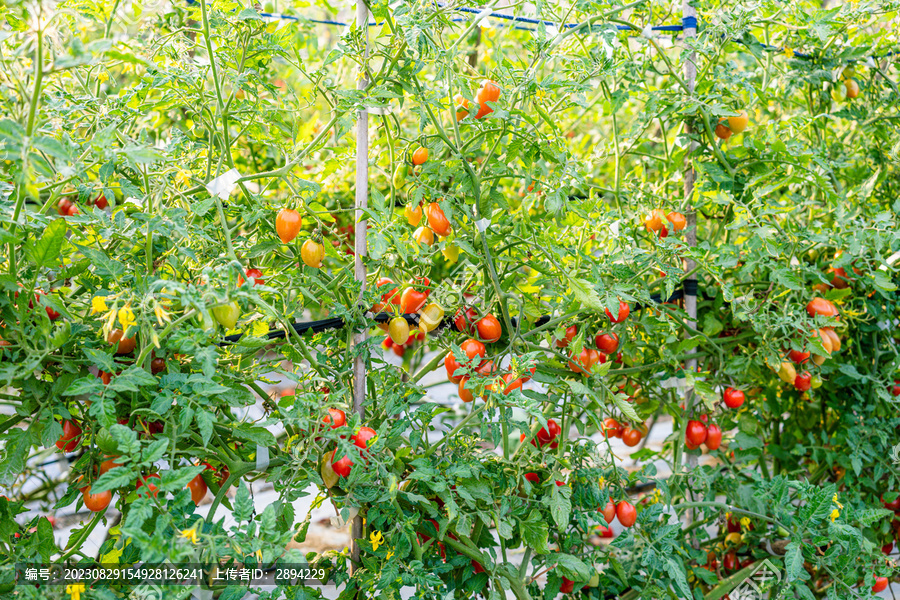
(301, 239, 325, 268)
(388, 317, 410, 345)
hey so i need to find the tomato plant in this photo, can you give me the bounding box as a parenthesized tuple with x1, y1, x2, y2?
(0, 0, 899, 598)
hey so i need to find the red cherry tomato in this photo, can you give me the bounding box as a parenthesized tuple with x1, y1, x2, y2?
(555, 325, 578, 348)
(187, 474, 208, 505)
(352, 426, 377, 450)
(400, 287, 427, 314)
(453, 307, 478, 333)
(723, 550, 738, 572)
(55, 420, 82, 452)
(794, 372, 812, 392)
(595, 331, 620, 354)
(616, 501, 637, 527)
(560, 577, 574, 594)
(244, 268, 264, 286)
(686, 420, 708, 447)
(331, 449, 353, 478)
(323, 408, 346, 429)
(444, 353, 463, 384)
(600, 499, 616, 524)
(476, 314, 502, 343)
(605, 300, 630, 323)
(622, 427, 642, 447)
(873, 577, 888, 593)
(601, 418, 623, 438)
(524, 472, 540, 484)
(723, 387, 744, 409)
(459, 339, 487, 362)
(705, 424, 723, 451)
(136, 474, 161, 498)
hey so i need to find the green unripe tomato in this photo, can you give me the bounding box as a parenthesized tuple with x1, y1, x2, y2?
(810, 375, 823, 389)
(212, 301, 241, 330)
(392, 164, 408, 189)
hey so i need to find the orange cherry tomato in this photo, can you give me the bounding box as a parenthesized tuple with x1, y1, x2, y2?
(425, 202, 452, 237)
(476, 314, 502, 343)
(276, 208, 302, 243)
(412, 147, 429, 165)
(82, 486, 112, 512)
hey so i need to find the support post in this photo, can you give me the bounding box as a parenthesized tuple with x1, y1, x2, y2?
(682, 0, 699, 473)
(349, 0, 369, 575)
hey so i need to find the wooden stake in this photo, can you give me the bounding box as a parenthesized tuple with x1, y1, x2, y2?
(350, 0, 369, 575)
(682, 1, 699, 474)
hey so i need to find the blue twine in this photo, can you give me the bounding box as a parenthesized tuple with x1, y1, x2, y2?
(250, 6, 894, 64)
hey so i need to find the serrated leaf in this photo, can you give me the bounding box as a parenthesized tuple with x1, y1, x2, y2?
(196, 410, 214, 446)
(26, 218, 66, 267)
(518, 510, 549, 554)
(141, 438, 169, 463)
(91, 467, 137, 494)
(233, 482, 254, 522)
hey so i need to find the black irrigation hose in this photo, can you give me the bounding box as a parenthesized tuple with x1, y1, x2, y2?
(220, 282, 707, 345)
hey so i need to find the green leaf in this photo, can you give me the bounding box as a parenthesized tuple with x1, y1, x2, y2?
(518, 510, 549, 554)
(142, 438, 169, 463)
(785, 542, 804, 581)
(26, 218, 66, 267)
(91, 467, 137, 494)
(196, 410, 214, 447)
(549, 483, 571, 530)
(568, 277, 604, 311)
(232, 423, 276, 446)
(233, 482, 254, 522)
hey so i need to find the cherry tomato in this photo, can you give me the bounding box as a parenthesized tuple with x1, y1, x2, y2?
(323, 408, 346, 429)
(413, 226, 434, 246)
(187, 473, 208, 505)
(601, 418, 623, 438)
(881, 494, 900, 512)
(715, 118, 732, 140)
(275, 208, 302, 243)
(400, 288, 428, 314)
(82, 486, 112, 512)
(444, 352, 463, 383)
(453, 307, 478, 333)
(723, 550, 738, 572)
(476, 314, 502, 343)
(794, 372, 812, 392)
(821, 327, 841, 352)
(419, 302, 444, 332)
(454, 94, 469, 121)
(411, 147, 429, 165)
(705, 424, 723, 451)
(352, 426, 377, 450)
(331, 449, 353, 478)
(560, 577, 574, 594)
(376, 277, 401, 306)
(873, 577, 888, 593)
(524, 472, 540, 485)
(806, 297, 838, 318)
(55, 420, 82, 452)
(622, 427, 642, 447)
(404, 203, 422, 226)
(94, 194, 109, 210)
(600, 499, 616, 524)
(723, 387, 744, 409)
(643, 209, 665, 232)
(66, 204, 79, 216)
(301, 239, 325, 268)
(388, 316, 410, 345)
(616, 501, 637, 527)
(474, 80, 500, 119)
(471, 560, 485, 574)
(595, 331, 619, 354)
(605, 300, 630, 323)
(728, 110, 749, 133)
(460, 338, 486, 363)
(425, 202, 452, 237)
(57, 198, 72, 215)
(845, 80, 860, 99)
(136, 474, 160, 498)
(686, 420, 708, 447)
(212, 302, 241, 329)
(500, 373, 522, 394)
(107, 328, 136, 355)
(150, 357, 166, 374)
(788, 348, 810, 364)
(555, 325, 578, 348)
(568, 347, 595, 375)
(98, 456, 122, 475)
(458, 376, 475, 403)
(666, 211, 686, 232)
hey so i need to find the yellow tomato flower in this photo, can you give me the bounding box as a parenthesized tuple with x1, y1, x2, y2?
(830, 509, 840, 522)
(153, 303, 171, 327)
(832, 494, 843, 509)
(118, 304, 136, 330)
(740, 517, 751, 529)
(91, 296, 109, 315)
(386, 550, 394, 560)
(783, 46, 794, 59)
(66, 583, 86, 600)
(181, 527, 199, 544)
(598, 476, 605, 487)
(369, 531, 384, 552)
